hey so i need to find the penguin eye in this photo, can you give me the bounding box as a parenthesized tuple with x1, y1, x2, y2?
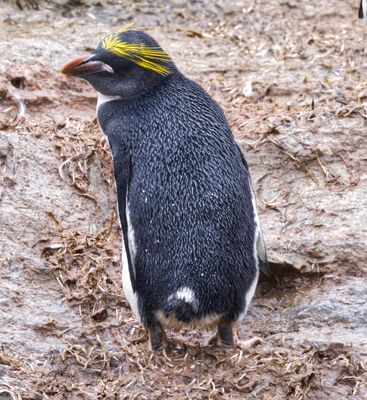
(92, 50, 135, 76)
(115, 60, 135, 75)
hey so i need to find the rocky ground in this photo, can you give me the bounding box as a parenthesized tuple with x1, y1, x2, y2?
(0, 0, 366, 399)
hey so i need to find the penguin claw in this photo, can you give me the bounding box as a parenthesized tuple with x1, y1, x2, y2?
(207, 333, 221, 347)
(149, 335, 170, 352)
(149, 340, 171, 352)
(208, 324, 263, 351)
(236, 336, 263, 350)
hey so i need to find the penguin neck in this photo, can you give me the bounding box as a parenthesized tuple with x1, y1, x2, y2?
(96, 71, 182, 110)
(96, 92, 122, 111)
(96, 71, 185, 146)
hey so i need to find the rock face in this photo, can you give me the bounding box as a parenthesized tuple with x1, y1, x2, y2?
(293, 278, 367, 329)
(267, 277, 367, 349)
(0, 1, 366, 399)
(0, 124, 114, 358)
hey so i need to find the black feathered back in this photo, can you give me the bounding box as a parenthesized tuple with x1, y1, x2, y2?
(98, 72, 259, 325)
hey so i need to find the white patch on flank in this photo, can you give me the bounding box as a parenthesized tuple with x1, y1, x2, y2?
(249, 181, 261, 235)
(126, 204, 137, 267)
(363, 0, 367, 25)
(122, 244, 140, 322)
(244, 268, 259, 314)
(238, 179, 261, 320)
(96, 92, 121, 111)
(122, 203, 140, 322)
(249, 178, 266, 264)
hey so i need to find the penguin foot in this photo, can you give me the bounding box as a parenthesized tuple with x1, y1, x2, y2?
(236, 336, 262, 350)
(147, 321, 169, 351)
(208, 318, 263, 350)
(208, 319, 234, 348)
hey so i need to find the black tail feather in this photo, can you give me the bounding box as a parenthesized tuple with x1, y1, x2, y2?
(163, 299, 196, 323)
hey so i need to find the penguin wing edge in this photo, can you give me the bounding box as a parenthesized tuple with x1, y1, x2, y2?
(255, 222, 271, 276)
(237, 145, 272, 276)
(113, 144, 136, 291)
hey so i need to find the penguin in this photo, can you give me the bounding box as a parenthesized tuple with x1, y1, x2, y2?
(359, 0, 367, 26)
(61, 26, 269, 351)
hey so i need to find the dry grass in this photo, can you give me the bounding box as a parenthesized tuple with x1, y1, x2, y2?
(54, 118, 114, 203)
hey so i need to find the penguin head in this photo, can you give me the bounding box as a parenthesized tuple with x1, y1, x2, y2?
(61, 27, 176, 99)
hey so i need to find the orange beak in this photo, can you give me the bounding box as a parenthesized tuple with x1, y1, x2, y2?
(60, 55, 114, 76)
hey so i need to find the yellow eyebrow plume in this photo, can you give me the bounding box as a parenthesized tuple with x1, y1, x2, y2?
(100, 27, 172, 76)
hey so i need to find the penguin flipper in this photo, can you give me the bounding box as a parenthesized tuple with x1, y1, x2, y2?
(255, 223, 271, 276)
(237, 145, 271, 276)
(251, 184, 271, 276)
(113, 143, 136, 291)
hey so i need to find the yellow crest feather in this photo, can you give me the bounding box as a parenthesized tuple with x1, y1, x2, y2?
(100, 26, 171, 76)
(116, 22, 135, 34)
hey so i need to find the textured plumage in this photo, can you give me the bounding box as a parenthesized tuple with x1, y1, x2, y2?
(3, 0, 41, 8)
(99, 75, 258, 319)
(61, 28, 268, 350)
(2, 0, 56, 9)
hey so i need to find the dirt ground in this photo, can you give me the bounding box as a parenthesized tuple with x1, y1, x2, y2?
(0, 0, 366, 399)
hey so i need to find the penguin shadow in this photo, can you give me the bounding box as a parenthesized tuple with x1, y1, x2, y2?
(128, 330, 261, 361)
(128, 286, 277, 358)
(255, 261, 307, 308)
(127, 313, 266, 356)
(248, 261, 318, 341)
(126, 265, 303, 360)
(256, 260, 312, 299)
